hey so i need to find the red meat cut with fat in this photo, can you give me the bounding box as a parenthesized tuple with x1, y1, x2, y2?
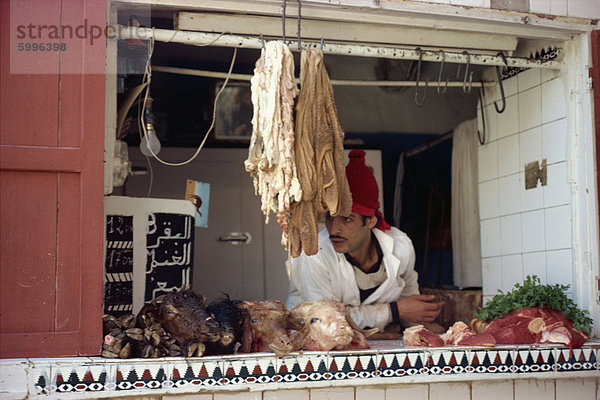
(483, 307, 587, 348)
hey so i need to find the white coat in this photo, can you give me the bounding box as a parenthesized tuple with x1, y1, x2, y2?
(286, 226, 418, 330)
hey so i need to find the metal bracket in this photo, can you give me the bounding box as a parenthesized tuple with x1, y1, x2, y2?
(524, 159, 547, 190)
(219, 232, 252, 245)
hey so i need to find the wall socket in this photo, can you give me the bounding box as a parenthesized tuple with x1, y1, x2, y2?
(524, 159, 547, 190)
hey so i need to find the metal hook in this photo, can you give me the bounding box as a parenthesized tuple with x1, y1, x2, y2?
(414, 48, 428, 107)
(437, 50, 449, 94)
(282, 0, 287, 43)
(493, 66, 506, 113)
(320, 38, 324, 50)
(462, 51, 473, 94)
(260, 34, 265, 49)
(478, 80, 487, 145)
(297, 0, 302, 50)
(493, 52, 507, 113)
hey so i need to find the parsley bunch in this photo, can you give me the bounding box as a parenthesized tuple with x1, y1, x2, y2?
(475, 275, 593, 335)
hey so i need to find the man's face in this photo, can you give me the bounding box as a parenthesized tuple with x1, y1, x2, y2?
(325, 212, 375, 254)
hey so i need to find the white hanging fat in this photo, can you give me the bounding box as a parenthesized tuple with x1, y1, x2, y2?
(244, 41, 302, 249)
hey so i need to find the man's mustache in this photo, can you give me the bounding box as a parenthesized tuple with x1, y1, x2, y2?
(329, 235, 347, 241)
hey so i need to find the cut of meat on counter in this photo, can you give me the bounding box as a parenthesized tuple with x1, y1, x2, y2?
(471, 307, 588, 349)
(403, 325, 445, 347)
(288, 48, 352, 257)
(403, 322, 495, 348)
(440, 321, 496, 346)
(245, 41, 302, 251)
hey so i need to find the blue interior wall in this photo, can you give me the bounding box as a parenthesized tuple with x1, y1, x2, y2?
(345, 132, 454, 288)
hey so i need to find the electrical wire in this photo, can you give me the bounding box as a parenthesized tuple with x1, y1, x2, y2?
(139, 29, 238, 167)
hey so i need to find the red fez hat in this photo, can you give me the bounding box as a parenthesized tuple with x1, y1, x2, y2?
(345, 149, 391, 231)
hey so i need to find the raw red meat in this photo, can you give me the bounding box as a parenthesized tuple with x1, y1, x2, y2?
(456, 333, 496, 347)
(441, 321, 496, 346)
(403, 325, 445, 347)
(483, 307, 588, 348)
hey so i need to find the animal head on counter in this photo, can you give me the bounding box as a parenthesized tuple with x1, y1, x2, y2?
(287, 298, 377, 351)
(237, 300, 294, 357)
(139, 289, 221, 357)
(205, 294, 248, 356)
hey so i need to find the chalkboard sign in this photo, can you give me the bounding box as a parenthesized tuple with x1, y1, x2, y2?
(104, 215, 134, 316)
(145, 213, 194, 302)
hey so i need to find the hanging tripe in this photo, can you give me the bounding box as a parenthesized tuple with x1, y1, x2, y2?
(244, 43, 351, 258)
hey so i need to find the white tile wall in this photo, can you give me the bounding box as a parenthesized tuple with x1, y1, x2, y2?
(478, 73, 574, 298)
(498, 174, 521, 215)
(449, 0, 491, 7)
(555, 378, 597, 400)
(501, 254, 523, 292)
(479, 180, 500, 219)
(543, 162, 569, 207)
(408, 0, 598, 19)
(481, 218, 502, 257)
(541, 78, 566, 123)
(386, 384, 429, 399)
(521, 172, 544, 212)
(500, 214, 522, 254)
(430, 382, 471, 400)
(472, 380, 514, 400)
(542, 119, 567, 164)
(311, 387, 355, 400)
(519, 127, 542, 168)
(522, 251, 547, 282)
(264, 390, 310, 400)
(215, 392, 262, 400)
(521, 210, 546, 252)
(544, 205, 572, 249)
(518, 68, 541, 92)
(497, 135, 520, 176)
(514, 379, 555, 400)
(546, 248, 573, 286)
(496, 95, 519, 138)
(478, 140, 498, 182)
(541, 67, 561, 83)
(482, 256, 502, 295)
(165, 395, 213, 400)
(567, 0, 600, 19)
(519, 86, 542, 131)
(356, 386, 385, 400)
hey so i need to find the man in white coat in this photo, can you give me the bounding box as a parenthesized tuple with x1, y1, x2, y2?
(286, 149, 442, 332)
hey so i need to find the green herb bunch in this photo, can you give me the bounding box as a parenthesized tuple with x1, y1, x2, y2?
(474, 275, 593, 335)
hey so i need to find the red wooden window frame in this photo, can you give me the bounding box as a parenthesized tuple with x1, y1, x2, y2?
(0, 0, 105, 358)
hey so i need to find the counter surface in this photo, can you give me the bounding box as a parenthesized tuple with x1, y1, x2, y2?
(1, 340, 599, 399)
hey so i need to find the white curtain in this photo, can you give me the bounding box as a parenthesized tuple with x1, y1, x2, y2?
(451, 119, 482, 288)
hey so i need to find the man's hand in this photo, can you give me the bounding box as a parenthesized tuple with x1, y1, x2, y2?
(395, 295, 443, 324)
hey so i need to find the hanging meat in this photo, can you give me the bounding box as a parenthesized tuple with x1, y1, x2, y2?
(288, 48, 352, 257)
(245, 41, 302, 250)
(245, 44, 351, 258)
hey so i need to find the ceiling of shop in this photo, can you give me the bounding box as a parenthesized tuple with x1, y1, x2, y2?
(113, 2, 574, 148)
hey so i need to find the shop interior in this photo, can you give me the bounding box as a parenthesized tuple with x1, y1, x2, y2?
(108, 9, 560, 325)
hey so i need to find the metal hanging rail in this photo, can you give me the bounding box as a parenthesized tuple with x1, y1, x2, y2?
(117, 26, 562, 70)
(152, 65, 497, 87)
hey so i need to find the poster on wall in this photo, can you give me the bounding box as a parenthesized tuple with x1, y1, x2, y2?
(185, 179, 210, 228)
(145, 212, 194, 302)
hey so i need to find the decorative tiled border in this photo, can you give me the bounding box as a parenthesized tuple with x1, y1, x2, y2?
(25, 343, 600, 396)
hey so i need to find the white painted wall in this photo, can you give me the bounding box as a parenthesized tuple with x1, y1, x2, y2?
(407, 0, 600, 19)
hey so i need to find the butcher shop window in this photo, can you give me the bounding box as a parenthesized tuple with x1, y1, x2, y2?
(111, 12, 566, 333)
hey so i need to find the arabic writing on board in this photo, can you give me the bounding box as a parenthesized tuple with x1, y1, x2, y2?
(145, 213, 194, 302)
(104, 215, 134, 316)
